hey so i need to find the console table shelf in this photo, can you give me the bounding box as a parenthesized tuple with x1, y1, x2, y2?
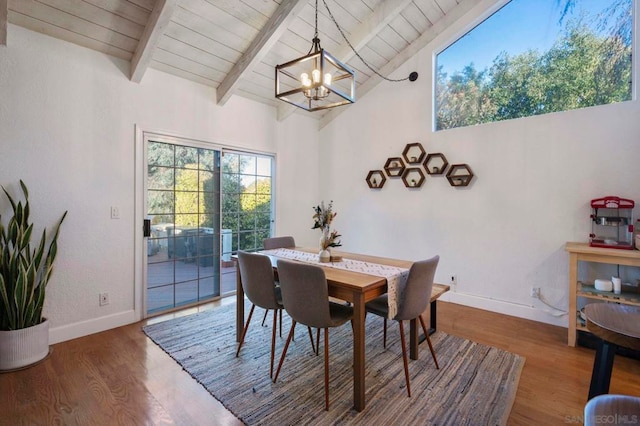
(565, 242, 640, 347)
(578, 282, 640, 306)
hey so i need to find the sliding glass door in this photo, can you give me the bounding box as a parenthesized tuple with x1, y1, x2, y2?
(144, 139, 275, 316)
(145, 141, 222, 315)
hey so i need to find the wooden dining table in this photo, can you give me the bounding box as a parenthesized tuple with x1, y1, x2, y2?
(235, 247, 449, 412)
(585, 303, 640, 400)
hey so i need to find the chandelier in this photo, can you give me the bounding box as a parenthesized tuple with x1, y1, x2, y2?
(275, 0, 355, 112)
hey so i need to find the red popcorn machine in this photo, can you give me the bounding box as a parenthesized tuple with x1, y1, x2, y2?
(589, 196, 634, 250)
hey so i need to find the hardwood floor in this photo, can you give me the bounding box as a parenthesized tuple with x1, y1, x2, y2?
(2, 300, 639, 425)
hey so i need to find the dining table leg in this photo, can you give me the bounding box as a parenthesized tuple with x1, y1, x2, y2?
(353, 292, 366, 412)
(588, 338, 616, 399)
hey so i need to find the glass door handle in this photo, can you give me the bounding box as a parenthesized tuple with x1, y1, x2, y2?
(143, 219, 151, 237)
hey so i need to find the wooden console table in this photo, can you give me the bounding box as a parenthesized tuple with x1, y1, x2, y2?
(565, 242, 640, 347)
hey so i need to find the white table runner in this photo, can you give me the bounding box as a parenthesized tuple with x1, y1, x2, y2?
(262, 248, 410, 319)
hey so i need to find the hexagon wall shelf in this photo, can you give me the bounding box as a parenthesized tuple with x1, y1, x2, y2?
(446, 164, 474, 187)
(402, 168, 425, 188)
(384, 157, 405, 177)
(424, 153, 449, 175)
(402, 143, 426, 164)
(366, 170, 386, 189)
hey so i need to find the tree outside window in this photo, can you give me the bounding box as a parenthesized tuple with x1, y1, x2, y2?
(435, 0, 632, 131)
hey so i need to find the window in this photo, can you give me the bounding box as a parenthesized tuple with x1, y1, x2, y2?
(435, 0, 633, 131)
(221, 151, 274, 255)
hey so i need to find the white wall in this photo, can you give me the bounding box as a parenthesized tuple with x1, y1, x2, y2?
(319, 0, 640, 327)
(0, 24, 319, 343)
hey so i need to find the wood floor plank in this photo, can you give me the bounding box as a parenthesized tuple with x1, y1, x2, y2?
(1, 300, 639, 425)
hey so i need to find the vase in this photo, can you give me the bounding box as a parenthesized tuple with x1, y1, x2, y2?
(319, 249, 331, 263)
(319, 228, 331, 262)
(0, 319, 50, 371)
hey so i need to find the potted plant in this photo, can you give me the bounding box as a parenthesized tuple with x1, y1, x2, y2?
(0, 180, 66, 371)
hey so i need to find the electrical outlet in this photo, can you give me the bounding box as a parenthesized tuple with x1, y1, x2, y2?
(99, 292, 110, 306)
(110, 206, 120, 219)
(450, 275, 457, 286)
(530, 287, 540, 298)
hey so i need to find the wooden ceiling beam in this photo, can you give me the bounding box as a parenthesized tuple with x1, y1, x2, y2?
(0, 0, 7, 46)
(130, 0, 176, 83)
(216, 0, 307, 106)
(277, 0, 413, 121)
(319, 0, 478, 129)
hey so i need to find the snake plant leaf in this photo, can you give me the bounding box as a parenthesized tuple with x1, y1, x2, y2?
(16, 202, 23, 229)
(1, 185, 16, 213)
(20, 223, 33, 251)
(19, 180, 28, 199)
(23, 196, 30, 226)
(8, 219, 18, 246)
(13, 264, 27, 329)
(32, 232, 46, 272)
(0, 274, 14, 330)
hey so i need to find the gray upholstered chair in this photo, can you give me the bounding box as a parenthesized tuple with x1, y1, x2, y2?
(273, 259, 353, 411)
(365, 255, 440, 397)
(236, 250, 283, 378)
(263, 236, 295, 250)
(261, 236, 296, 327)
(236, 251, 316, 376)
(584, 395, 640, 426)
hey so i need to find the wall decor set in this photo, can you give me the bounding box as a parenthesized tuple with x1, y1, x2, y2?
(366, 142, 474, 189)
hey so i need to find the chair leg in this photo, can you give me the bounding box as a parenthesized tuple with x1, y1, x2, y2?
(274, 321, 297, 383)
(236, 304, 256, 357)
(419, 315, 439, 369)
(315, 328, 321, 356)
(270, 308, 277, 378)
(279, 309, 283, 338)
(308, 326, 317, 355)
(261, 309, 269, 327)
(398, 320, 411, 397)
(324, 327, 330, 411)
(383, 317, 387, 349)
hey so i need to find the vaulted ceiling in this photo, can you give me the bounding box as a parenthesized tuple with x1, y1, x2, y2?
(2, 0, 479, 126)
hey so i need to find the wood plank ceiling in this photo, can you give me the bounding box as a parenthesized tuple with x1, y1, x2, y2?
(4, 0, 480, 126)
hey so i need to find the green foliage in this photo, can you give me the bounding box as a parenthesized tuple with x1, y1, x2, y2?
(0, 181, 67, 330)
(436, 8, 632, 131)
(221, 153, 272, 252)
(146, 144, 273, 253)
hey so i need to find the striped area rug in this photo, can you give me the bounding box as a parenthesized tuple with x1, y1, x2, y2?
(143, 302, 524, 425)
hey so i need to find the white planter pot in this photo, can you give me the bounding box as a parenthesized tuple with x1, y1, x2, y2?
(0, 319, 50, 371)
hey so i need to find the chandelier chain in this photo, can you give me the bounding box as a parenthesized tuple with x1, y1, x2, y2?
(314, 0, 319, 39)
(321, 0, 410, 82)
(306, 0, 320, 55)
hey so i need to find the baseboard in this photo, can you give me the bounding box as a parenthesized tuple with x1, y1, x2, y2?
(49, 310, 137, 344)
(439, 291, 567, 328)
